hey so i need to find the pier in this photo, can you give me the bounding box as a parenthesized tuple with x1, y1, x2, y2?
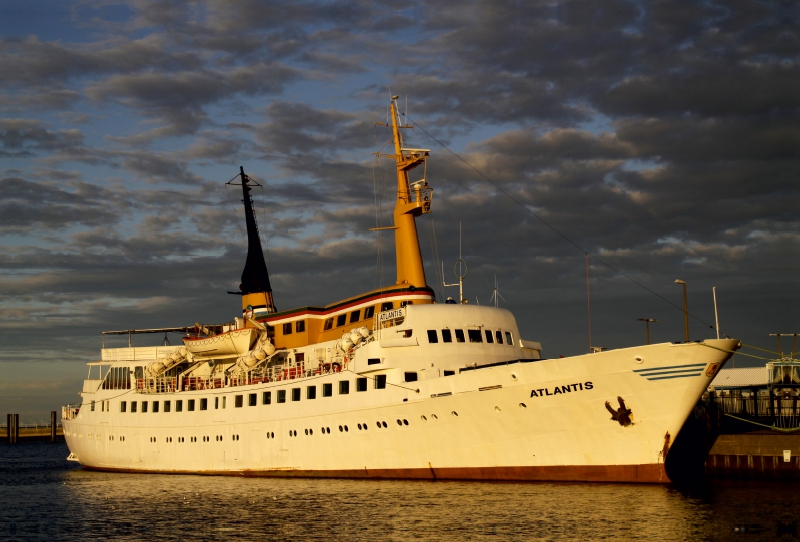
(1, 412, 64, 443)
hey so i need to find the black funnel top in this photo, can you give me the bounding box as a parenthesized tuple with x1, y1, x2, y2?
(238, 166, 273, 295)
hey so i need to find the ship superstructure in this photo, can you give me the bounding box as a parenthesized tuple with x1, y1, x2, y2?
(62, 98, 739, 482)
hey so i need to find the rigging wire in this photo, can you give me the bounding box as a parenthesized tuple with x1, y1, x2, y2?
(400, 111, 727, 338)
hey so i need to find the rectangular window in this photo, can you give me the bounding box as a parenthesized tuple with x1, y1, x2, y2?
(234, 395, 243, 408)
(381, 301, 393, 312)
(134, 366, 143, 380)
(164, 400, 171, 413)
(188, 399, 195, 411)
(282, 322, 292, 335)
(142, 401, 148, 413)
(468, 329, 483, 343)
(323, 318, 333, 331)
(404, 372, 418, 383)
(277, 390, 286, 403)
(442, 329, 452, 343)
(262, 391, 271, 405)
(505, 331, 513, 345)
(215, 397, 219, 409)
(444, 370, 455, 376)
(356, 377, 367, 392)
(307, 386, 317, 400)
(495, 330, 503, 344)
(336, 314, 347, 327)
(323, 383, 333, 397)
(120, 401, 127, 413)
(200, 398, 207, 411)
(153, 401, 160, 413)
(176, 400, 183, 412)
(350, 310, 361, 323)
(367, 358, 381, 365)
(296, 320, 305, 333)
(400, 300, 412, 307)
(291, 388, 301, 401)
(455, 329, 465, 343)
(131, 401, 137, 413)
(222, 396, 226, 409)
(485, 330, 494, 343)
(375, 374, 387, 389)
(101, 401, 104, 412)
(339, 380, 350, 394)
(249, 393, 257, 406)
(364, 306, 375, 319)
(91, 400, 95, 412)
(427, 330, 439, 343)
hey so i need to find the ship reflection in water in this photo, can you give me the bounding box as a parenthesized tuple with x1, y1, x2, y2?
(1, 443, 798, 541)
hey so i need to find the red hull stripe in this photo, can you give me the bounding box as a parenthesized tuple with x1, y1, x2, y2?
(82, 464, 670, 483)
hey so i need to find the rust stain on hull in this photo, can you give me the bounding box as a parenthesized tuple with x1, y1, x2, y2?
(82, 464, 673, 484)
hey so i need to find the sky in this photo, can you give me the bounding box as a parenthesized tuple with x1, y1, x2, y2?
(1, 0, 797, 420)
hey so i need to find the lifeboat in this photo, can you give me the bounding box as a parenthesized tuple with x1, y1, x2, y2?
(182, 327, 259, 357)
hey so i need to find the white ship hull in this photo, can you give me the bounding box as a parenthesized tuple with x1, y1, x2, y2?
(63, 326, 737, 483)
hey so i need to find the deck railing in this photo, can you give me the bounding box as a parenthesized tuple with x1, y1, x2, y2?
(62, 404, 81, 421)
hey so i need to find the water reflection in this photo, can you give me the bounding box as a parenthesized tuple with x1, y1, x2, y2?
(1, 443, 797, 540)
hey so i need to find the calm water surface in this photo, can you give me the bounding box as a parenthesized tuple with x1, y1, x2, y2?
(1, 442, 798, 541)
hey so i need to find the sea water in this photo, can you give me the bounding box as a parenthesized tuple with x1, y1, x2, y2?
(1, 442, 797, 541)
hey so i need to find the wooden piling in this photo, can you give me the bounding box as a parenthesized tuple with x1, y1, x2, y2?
(13, 414, 19, 444)
(51, 411, 57, 443)
(6, 414, 10, 444)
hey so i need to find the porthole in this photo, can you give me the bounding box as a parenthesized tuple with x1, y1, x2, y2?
(495, 406, 501, 412)
(382, 421, 387, 428)
(305, 429, 308, 435)
(519, 403, 527, 409)
(403, 419, 409, 426)
(289, 431, 293, 437)
(344, 425, 348, 432)
(339, 425, 343, 432)
(376, 421, 381, 429)
(397, 419, 402, 426)
(421, 415, 427, 421)
(357, 423, 362, 430)
(326, 427, 330, 434)
(362, 423, 367, 431)
(432, 414, 438, 420)
(293, 430, 297, 436)
(309, 429, 313, 436)
(271, 432, 275, 438)
(511, 373, 518, 381)
(634, 356, 644, 364)
(451, 411, 459, 417)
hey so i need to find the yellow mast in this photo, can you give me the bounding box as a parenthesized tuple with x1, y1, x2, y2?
(380, 96, 433, 288)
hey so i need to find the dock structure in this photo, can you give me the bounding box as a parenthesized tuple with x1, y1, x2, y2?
(2, 412, 63, 444)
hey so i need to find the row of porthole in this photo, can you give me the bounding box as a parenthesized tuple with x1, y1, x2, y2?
(107, 435, 126, 441)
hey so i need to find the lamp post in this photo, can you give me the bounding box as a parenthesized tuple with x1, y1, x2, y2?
(638, 318, 657, 345)
(675, 279, 689, 342)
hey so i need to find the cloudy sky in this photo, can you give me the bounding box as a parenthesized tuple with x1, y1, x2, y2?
(1, 0, 797, 419)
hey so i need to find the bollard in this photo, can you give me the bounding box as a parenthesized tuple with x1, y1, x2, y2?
(13, 414, 19, 444)
(51, 411, 57, 443)
(5, 414, 10, 444)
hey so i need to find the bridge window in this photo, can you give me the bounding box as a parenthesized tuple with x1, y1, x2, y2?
(234, 395, 243, 408)
(336, 314, 346, 327)
(277, 390, 286, 403)
(249, 393, 257, 406)
(375, 375, 387, 389)
(442, 329, 452, 343)
(405, 372, 418, 383)
(350, 310, 361, 323)
(188, 399, 195, 411)
(505, 331, 513, 345)
(296, 320, 305, 333)
(142, 401, 148, 413)
(291, 388, 301, 401)
(339, 381, 350, 395)
(199, 399, 207, 411)
(496, 330, 503, 344)
(91, 400, 95, 412)
(444, 370, 455, 376)
(485, 330, 494, 343)
(468, 329, 483, 343)
(120, 401, 127, 413)
(323, 383, 333, 397)
(357, 377, 368, 392)
(283, 323, 292, 335)
(176, 400, 183, 412)
(454, 329, 465, 343)
(215, 397, 219, 409)
(307, 386, 317, 400)
(153, 401, 160, 413)
(364, 306, 375, 319)
(427, 330, 439, 343)
(262, 391, 271, 405)
(400, 300, 413, 308)
(131, 401, 137, 413)
(381, 301, 393, 312)
(323, 318, 333, 331)
(164, 401, 171, 413)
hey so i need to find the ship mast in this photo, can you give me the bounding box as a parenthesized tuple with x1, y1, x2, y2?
(377, 96, 433, 288)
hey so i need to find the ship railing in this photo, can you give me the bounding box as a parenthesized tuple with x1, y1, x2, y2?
(62, 404, 81, 421)
(180, 376, 225, 392)
(137, 377, 178, 394)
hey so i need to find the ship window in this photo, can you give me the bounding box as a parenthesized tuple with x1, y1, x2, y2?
(131, 401, 137, 413)
(200, 399, 207, 411)
(368, 358, 381, 365)
(249, 393, 257, 406)
(468, 329, 483, 343)
(357, 377, 368, 392)
(277, 390, 286, 403)
(292, 388, 301, 401)
(505, 331, 513, 345)
(336, 314, 346, 327)
(283, 323, 292, 335)
(296, 320, 305, 333)
(153, 401, 160, 413)
(400, 300, 411, 308)
(234, 395, 243, 408)
(176, 400, 183, 412)
(496, 330, 503, 344)
(323, 318, 333, 331)
(339, 380, 350, 395)
(364, 306, 375, 319)
(485, 330, 494, 343)
(404, 372, 418, 383)
(323, 383, 333, 397)
(307, 386, 317, 400)
(263, 391, 271, 405)
(134, 366, 143, 380)
(350, 310, 361, 323)
(381, 302, 393, 312)
(375, 375, 387, 389)
(214, 397, 219, 409)
(454, 329, 465, 343)
(427, 330, 439, 343)
(164, 401, 171, 413)
(444, 370, 455, 376)
(188, 399, 195, 411)
(91, 401, 95, 412)
(442, 329, 452, 343)
(120, 401, 127, 413)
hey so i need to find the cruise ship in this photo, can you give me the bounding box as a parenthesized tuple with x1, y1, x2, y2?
(62, 97, 739, 482)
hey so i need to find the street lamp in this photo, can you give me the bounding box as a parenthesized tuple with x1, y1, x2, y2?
(675, 279, 689, 342)
(638, 318, 657, 345)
